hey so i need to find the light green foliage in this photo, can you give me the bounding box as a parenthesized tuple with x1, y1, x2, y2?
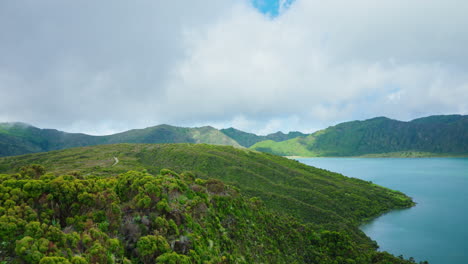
(157, 199, 170, 213)
(39, 257, 71, 264)
(156, 252, 191, 264)
(70, 256, 88, 264)
(15, 236, 50, 263)
(168, 219, 179, 236)
(137, 235, 170, 262)
(24, 221, 44, 238)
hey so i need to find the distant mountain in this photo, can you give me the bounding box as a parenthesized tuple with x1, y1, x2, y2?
(220, 127, 306, 147)
(4, 114, 466, 158)
(105, 125, 240, 146)
(0, 123, 240, 157)
(250, 115, 468, 157)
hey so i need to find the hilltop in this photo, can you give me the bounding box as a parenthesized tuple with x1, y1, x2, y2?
(0, 123, 301, 157)
(250, 115, 468, 157)
(0, 123, 240, 157)
(0, 143, 420, 263)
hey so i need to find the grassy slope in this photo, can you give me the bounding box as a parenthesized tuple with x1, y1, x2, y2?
(251, 115, 468, 157)
(0, 143, 414, 253)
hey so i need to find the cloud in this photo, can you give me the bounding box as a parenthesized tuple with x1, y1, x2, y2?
(0, 0, 467, 135)
(0, 0, 235, 134)
(161, 0, 468, 131)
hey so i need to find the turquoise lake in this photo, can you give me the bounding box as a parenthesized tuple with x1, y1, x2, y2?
(297, 158, 468, 264)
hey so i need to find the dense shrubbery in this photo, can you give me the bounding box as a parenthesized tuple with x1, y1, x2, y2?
(0, 164, 424, 263)
(0, 143, 415, 229)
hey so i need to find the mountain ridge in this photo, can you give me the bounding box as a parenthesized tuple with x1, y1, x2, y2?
(0, 123, 242, 157)
(250, 114, 468, 157)
(2, 114, 467, 158)
(0, 122, 301, 157)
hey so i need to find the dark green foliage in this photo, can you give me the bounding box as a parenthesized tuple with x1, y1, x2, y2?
(220, 127, 306, 147)
(251, 115, 468, 157)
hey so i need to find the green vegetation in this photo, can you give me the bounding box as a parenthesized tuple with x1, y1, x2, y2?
(0, 144, 422, 262)
(0, 144, 414, 226)
(251, 115, 468, 157)
(0, 123, 240, 157)
(250, 136, 318, 157)
(106, 125, 240, 147)
(4, 114, 466, 158)
(0, 144, 424, 263)
(220, 127, 305, 147)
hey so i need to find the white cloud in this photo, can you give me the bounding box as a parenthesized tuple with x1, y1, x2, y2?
(158, 0, 468, 132)
(0, 0, 467, 134)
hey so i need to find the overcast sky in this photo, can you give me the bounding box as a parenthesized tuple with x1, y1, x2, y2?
(1, 0, 467, 135)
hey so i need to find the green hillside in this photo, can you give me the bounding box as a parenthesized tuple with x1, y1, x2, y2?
(0, 123, 102, 157)
(0, 167, 349, 263)
(1, 169, 420, 262)
(220, 127, 305, 147)
(104, 125, 240, 147)
(251, 115, 468, 157)
(0, 144, 413, 263)
(0, 123, 240, 157)
(4, 114, 465, 158)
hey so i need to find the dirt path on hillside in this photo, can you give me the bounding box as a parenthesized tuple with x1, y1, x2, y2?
(112, 157, 119, 166)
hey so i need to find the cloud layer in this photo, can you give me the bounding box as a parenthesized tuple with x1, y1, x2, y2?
(1, 0, 467, 135)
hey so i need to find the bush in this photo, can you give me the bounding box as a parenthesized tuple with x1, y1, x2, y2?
(156, 252, 191, 264)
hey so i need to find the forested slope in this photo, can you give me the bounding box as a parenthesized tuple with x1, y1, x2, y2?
(251, 115, 468, 157)
(0, 144, 422, 263)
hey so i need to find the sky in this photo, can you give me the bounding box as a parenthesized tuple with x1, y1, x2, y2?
(1, 0, 467, 135)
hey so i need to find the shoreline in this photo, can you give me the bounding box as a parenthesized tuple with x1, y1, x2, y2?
(284, 154, 468, 159)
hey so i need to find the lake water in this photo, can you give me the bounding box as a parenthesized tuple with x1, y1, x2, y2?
(297, 158, 468, 264)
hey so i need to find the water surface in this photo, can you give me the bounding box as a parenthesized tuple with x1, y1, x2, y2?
(297, 158, 468, 264)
